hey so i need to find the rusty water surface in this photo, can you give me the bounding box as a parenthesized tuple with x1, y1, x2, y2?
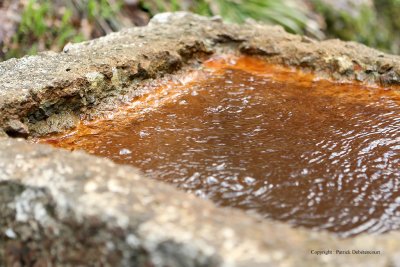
(39, 56, 400, 237)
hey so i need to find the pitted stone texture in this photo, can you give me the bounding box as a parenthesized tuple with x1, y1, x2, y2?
(1, 12, 400, 267)
(0, 12, 400, 136)
(1, 138, 400, 266)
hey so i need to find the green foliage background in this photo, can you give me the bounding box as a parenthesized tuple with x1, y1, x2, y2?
(312, 0, 400, 54)
(1, 0, 400, 61)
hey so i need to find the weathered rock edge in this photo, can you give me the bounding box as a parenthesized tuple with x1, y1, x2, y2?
(1, 138, 400, 267)
(0, 12, 400, 137)
(1, 12, 400, 267)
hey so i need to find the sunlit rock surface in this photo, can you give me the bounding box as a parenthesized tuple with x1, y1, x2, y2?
(0, 12, 400, 266)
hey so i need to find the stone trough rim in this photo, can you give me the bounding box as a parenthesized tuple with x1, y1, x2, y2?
(1, 12, 400, 267)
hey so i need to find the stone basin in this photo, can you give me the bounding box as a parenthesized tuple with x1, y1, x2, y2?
(1, 12, 400, 267)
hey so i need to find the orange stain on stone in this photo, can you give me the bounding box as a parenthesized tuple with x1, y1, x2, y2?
(38, 55, 400, 237)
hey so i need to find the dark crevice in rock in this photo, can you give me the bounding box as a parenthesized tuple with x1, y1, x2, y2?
(3, 120, 29, 139)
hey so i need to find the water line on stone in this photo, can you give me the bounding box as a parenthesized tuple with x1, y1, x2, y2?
(38, 55, 400, 237)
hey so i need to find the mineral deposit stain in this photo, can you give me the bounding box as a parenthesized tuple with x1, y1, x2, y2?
(39, 56, 400, 237)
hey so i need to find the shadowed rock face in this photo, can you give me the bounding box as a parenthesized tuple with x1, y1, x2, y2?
(0, 12, 400, 267)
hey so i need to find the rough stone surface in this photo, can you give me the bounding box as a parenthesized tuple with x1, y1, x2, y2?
(1, 12, 400, 267)
(1, 138, 400, 267)
(0, 12, 399, 136)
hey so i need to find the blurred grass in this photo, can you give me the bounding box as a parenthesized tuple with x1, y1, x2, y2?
(141, 0, 318, 35)
(7, 0, 85, 58)
(311, 0, 400, 54)
(0, 0, 400, 61)
(1, 0, 316, 60)
(1, 0, 127, 60)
